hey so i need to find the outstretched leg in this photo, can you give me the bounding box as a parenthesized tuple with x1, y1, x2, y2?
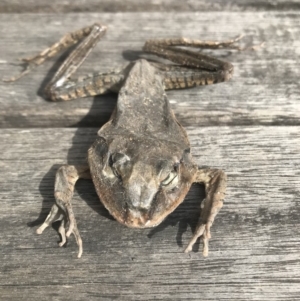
(37, 165, 91, 258)
(5, 24, 106, 82)
(184, 168, 227, 256)
(4, 23, 128, 101)
(143, 35, 258, 90)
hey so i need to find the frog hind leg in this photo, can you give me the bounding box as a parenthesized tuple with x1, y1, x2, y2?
(143, 35, 261, 90)
(184, 168, 227, 257)
(4, 23, 106, 83)
(36, 165, 90, 258)
(3, 23, 128, 101)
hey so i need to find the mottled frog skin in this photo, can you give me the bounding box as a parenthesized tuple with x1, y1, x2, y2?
(88, 60, 197, 228)
(6, 23, 232, 258)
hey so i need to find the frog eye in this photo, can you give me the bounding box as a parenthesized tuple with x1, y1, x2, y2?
(161, 171, 177, 186)
(112, 165, 120, 178)
(161, 162, 179, 188)
(112, 153, 130, 164)
(110, 152, 130, 178)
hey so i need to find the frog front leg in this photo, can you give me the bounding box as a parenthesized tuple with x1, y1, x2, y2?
(185, 168, 227, 257)
(37, 165, 90, 258)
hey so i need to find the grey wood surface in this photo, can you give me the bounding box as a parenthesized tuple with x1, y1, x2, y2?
(0, 4, 300, 301)
(1, 0, 300, 13)
(1, 126, 300, 301)
(1, 12, 300, 127)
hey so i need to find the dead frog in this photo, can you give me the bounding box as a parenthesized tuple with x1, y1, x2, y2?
(6, 23, 252, 258)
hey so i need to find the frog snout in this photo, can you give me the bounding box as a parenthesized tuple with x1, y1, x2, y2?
(126, 180, 158, 210)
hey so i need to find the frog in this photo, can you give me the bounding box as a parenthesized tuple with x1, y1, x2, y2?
(5, 23, 246, 258)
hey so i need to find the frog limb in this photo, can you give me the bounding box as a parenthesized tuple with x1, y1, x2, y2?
(44, 32, 239, 99)
(143, 35, 245, 50)
(143, 37, 238, 89)
(4, 23, 127, 102)
(4, 24, 106, 82)
(45, 65, 130, 101)
(184, 168, 227, 257)
(5, 24, 254, 100)
(37, 165, 90, 258)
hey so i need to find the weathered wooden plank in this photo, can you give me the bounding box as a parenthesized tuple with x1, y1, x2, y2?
(1, 0, 300, 13)
(1, 12, 300, 127)
(0, 126, 299, 300)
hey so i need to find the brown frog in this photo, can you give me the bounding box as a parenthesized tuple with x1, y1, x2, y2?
(6, 23, 239, 258)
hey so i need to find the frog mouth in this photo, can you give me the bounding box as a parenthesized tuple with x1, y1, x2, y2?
(123, 207, 153, 228)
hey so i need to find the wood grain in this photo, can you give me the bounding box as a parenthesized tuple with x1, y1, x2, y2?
(1, 4, 299, 300)
(1, 0, 300, 13)
(1, 12, 300, 127)
(0, 126, 299, 300)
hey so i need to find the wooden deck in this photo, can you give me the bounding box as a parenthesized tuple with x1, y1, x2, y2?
(1, 2, 300, 300)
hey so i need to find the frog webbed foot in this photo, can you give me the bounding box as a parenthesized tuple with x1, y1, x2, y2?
(184, 168, 226, 257)
(36, 203, 83, 258)
(36, 165, 90, 258)
(184, 221, 211, 257)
